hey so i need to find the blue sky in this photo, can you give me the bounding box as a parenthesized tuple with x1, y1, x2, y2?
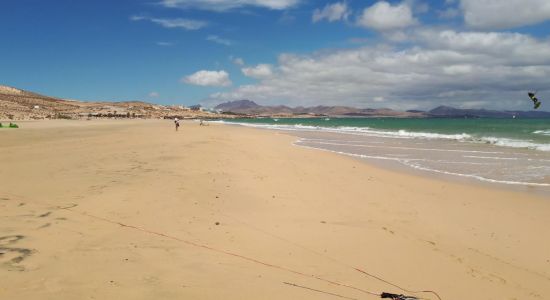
(1, 0, 550, 110)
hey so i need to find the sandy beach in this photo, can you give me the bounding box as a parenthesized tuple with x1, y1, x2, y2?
(1, 120, 549, 300)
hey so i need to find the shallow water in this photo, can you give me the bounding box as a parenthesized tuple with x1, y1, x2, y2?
(221, 118, 550, 193)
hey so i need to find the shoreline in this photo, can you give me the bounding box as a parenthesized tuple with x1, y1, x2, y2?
(294, 138, 550, 197)
(1, 120, 549, 299)
(220, 121, 550, 196)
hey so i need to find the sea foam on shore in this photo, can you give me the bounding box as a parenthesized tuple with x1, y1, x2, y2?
(220, 119, 550, 189)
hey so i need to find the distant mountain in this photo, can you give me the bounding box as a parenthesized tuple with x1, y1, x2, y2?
(215, 100, 424, 117)
(428, 106, 550, 118)
(215, 100, 295, 115)
(215, 99, 260, 111)
(214, 100, 550, 118)
(4, 86, 549, 120)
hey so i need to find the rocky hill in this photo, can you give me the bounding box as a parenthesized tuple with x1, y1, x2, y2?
(214, 100, 425, 117)
(215, 100, 550, 118)
(0, 85, 221, 120)
(4, 86, 549, 120)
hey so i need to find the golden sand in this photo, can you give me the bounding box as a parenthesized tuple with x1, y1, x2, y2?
(1, 120, 549, 299)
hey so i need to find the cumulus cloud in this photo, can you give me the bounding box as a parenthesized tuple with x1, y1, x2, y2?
(206, 35, 232, 46)
(278, 11, 297, 25)
(460, 0, 550, 29)
(131, 16, 207, 30)
(241, 64, 273, 79)
(203, 30, 550, 110)
(357, 1, 417, 31)
(231, 57, 245, 66)
(159, 0, 300, 11)
(438, 7, 460, 19)
(182, 70, 232, 87)
(148, 91, 160, 97)
(312, 2, 351, 23)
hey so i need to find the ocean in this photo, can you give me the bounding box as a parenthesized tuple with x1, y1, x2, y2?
(220, 117, 550, 192)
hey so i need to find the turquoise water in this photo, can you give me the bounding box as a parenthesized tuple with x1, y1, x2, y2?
(222, 117, 550, 190)
(227, 118, 550, 146)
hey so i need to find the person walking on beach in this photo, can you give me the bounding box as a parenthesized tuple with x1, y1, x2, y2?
(174, 118, 180, 131)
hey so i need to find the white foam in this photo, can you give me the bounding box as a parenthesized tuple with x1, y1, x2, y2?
(533, 130, 550, 136)
(293, 139, 550, 187)
(221, 120, 550, 152)
(402, 161, 550, 187)
(463, 155, 518, 160)
(220, 121, 469, 139)
(299, 139, 510, 155)
(478, 136, 550, 152)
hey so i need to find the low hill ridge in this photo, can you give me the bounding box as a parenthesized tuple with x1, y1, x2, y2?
(0, 85, 218, 120)
(214, 100, 550, 118)
(3, 86, 549, 120)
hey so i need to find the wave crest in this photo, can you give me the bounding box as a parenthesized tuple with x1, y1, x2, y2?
(220, 121, 550, 152)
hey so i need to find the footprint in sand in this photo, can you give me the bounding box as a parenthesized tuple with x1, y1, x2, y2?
(38, 211, 52, 218)
(0, 235, 24, 246)
(0, 235, 33, 271)
(38, 223, 51, 229)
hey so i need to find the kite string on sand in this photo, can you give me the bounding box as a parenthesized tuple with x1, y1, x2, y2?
(59, 206, 381, 298)
(3, 193, 441, 300)
(215, 210, 443, 300)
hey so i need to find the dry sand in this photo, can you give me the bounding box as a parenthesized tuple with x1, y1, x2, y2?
(1, 120, 549, 300)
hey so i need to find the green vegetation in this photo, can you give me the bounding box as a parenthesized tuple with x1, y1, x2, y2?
(0, 122, 19, 128)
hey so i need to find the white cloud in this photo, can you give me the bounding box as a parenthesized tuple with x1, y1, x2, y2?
(183, 70, 232, 87)
(382, 30, 409, 42)
(312, 2, 351, 23)
(149, 91, 160, 97)
(241, 64, 273, 79)
(404, 0, 429, 13)
(131, 16, 207, 30)
(159, 0, 300, 11)
(279, 11, 296, 25)
(348, 37, 370, 44)
(231, 57, 245, 66)
(206, 35, 232, 46)
(203, 30, 550, 110)
(357, 1, 417, 31)
(156, 41, 174, 46)
(460, 0, 550, 29)
(438, 7, 460, 19)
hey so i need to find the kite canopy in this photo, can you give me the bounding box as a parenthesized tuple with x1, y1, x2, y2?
(528, 92, 542, 109)
(380, 292, 419, 300)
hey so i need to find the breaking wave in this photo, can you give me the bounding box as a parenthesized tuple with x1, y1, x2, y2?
(533, 129, 550, 136)
(220, 121, 550, 152)
(293, 140, 550, 187)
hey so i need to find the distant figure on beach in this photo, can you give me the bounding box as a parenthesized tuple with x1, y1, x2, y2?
(174, 118, 180, 131)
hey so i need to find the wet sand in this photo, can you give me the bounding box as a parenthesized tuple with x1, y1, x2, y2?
(1, 119, 549, 300)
